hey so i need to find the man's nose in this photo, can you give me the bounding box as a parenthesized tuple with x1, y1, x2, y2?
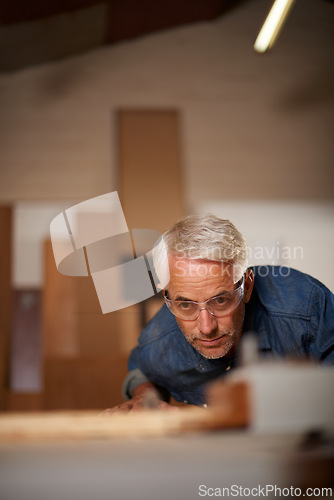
(197, 308, 218, 335)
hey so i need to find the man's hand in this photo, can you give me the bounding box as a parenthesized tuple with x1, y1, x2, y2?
(100, 382, 179, 415)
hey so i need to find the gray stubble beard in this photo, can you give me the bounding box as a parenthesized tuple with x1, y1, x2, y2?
(180, 305, 245, 360)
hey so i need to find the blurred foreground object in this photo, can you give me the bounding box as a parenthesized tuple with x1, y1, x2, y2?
(0, 361, 333, 442)
(0, 394, 248, 442)
(254, 0, 297, 53)
(208, 360, 334, 433)
(1, 359, 333, 500)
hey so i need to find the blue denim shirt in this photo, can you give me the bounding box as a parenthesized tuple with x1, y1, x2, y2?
(124, 266, 334, 406)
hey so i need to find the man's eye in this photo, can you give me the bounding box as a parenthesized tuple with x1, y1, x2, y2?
(178, 301, 191, 310)
(212, 296, 229, 305)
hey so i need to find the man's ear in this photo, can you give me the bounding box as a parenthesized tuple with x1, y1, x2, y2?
(244, 269, 254, 303)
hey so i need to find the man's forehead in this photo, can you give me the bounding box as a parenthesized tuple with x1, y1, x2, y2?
(168, 255, 234, 281)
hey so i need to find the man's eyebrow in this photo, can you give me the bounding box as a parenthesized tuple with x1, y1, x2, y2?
(174, 290, 230, 302)
(174, 295, 192, 301)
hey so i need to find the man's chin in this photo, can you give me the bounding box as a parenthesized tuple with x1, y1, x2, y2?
(192, 336, 234, 360)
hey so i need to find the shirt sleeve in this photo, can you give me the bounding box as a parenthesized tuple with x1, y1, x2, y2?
(122, 368, 150, 400)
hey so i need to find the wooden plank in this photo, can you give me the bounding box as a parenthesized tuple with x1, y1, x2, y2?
(43, 239, 141, 358)
(4, 392, 43, 412)
(77, 305, 141, 357)
(42, 239, 79, 357)
(0, 206, 12, 411)
(43, 356, 129, 410)
(0, 402, 248, 442)
(118, 109, 184, 231)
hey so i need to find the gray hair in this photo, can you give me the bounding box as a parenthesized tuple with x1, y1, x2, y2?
(152, 214, 248, 289)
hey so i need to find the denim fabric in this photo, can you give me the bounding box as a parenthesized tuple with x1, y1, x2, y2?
(126, 266, 334, 406)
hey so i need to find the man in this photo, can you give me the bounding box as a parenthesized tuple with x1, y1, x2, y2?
(110, 214, 334, 413)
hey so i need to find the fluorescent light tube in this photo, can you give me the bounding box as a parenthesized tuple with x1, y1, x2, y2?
(254, 0, 297, 53)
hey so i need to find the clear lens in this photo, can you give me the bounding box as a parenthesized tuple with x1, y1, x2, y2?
(165, 277, 244, 321)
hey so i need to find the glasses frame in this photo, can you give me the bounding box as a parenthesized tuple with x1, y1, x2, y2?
(163, 275, 245, 321)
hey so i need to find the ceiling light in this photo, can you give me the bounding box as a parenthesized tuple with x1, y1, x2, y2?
(254, 0, 297, 53)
